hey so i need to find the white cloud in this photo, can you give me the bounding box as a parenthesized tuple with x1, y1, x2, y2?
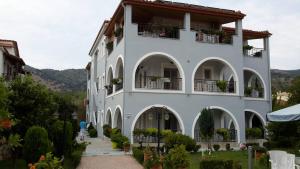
(0, 0, 299, 70)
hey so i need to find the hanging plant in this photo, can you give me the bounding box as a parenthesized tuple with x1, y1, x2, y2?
(114, 27, 123, 37)
(106, 41, 113, 51)
(111, 78, 122, 85)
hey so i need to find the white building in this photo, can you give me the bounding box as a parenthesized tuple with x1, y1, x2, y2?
(0, 39, 25, 80)
(86, 0, 272, 144)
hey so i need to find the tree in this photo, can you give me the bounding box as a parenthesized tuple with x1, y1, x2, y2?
(288, 77, 300, 105)
(8, 76, 57, 137)
(0, 78, 9, 120)
(198, 108, 214, 142)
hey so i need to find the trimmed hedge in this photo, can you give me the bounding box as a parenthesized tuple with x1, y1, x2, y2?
(200, 160, 242, 169)
(164, 133, 197, 152)
(89, 128, 97, 138)
(49, 120, 73, 156)
(132, 147, 144, 164)
(103, 124, 112, 138)
(23, 126, 51, 163)
(111, 133, 129, 149)
(213, 144, 220, 151)
(246, 128, 263, 139)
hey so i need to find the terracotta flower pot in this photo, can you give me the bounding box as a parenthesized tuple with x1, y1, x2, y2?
(123, 145, 130, 152)
(144, 152, 151, 162)
(0, 119, 12, 129)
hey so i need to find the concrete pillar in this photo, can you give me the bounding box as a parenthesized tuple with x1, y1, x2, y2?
(124, 5, 132, 29)
(184, 13, 191, 31)
(235, 19, 243, 37)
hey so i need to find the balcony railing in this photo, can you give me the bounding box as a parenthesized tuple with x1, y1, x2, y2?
(136, 76, 182, 90)
(194, 79, 236, 93)
(105, 85, 113, 95)
(115, 83, 123, 91)
(244, 87, 264, 98)
(194, 129, 237, 142)
(195, 30, 232, 44)
(137, 23, 181, 39)
(244, 48, 264, 57)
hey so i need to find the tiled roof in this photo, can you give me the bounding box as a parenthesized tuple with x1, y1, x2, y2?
(124, 0, 245, 19)
(223, 27, 271, 39)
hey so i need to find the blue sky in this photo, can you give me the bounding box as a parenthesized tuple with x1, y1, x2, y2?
(0, 0, 299, 70)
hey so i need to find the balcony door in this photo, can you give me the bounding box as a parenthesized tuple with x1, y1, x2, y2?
(163, 68, 178, 90)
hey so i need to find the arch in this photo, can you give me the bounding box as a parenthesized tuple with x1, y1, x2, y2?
(244, 109, 267, 126)
(192, 57, 239, 95)
(105, 108, 112, 127)
(191, 106, 241, 143)
(113, 105, 123, 129)
(107, 65, 114, 83)
(243, 67, 267, 100)
(227, 119, 233, 129)
(132, 52, 185, 92)
(130, 104, 185, 143)
(114, 55, 124, 78)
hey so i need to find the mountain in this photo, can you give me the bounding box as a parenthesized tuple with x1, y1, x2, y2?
(271, 69, 300, 91)
(24, 65, 300, 92)
(25, 65, 87, 92)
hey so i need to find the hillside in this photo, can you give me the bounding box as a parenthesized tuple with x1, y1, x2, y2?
(25, 65, 87, 92)
(271, 69, 300, 91)
(24, 65, 300, 92)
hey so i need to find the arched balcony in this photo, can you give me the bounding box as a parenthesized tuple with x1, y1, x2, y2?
(134, 54, 183, 91)
(194, 59, 237, 94)
(244, 69, 265, 98)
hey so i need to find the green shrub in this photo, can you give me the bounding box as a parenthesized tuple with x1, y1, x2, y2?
(103, 124, 112, 138)
(111, 128, 121, 135)
(200, 160, 234, 169)
(87, 122, 94, 131)
(88, 128, 97, 138)
(226, 143, 231, 151)
(110, 133, 128, 149)
(146, 128, 158, 137)
(23, 126, 51, 162)
(259, 154, 270, 168)
(216, 80, 227, 92)
(216, 128, 229, 141)
(253, 146, 267, 153)
(213, 144, 220, 151)
(132, 147, 144, 164)
(164, 145, 190, 169)
(49, 120, 73, 156)
(246, 128, 262, 139)
(161, 130, 173, 137)
(193, 145, 201, 153)
(71, 150, 82, 167)
(164, 133, 197, 152)
(133, 128, 144, 136)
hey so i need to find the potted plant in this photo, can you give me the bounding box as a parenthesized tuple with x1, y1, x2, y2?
(144, 151, 162, 169)
(244, 87, 252, 97)
(123, 141, 130, 152)
(216, 128, 229, 141)
(243, 45, 253, 54)
(114, 27, 123, 37)
(106, 41, 113, 52)
(111, 78, 122, 85)
(216, 80, 227, 92)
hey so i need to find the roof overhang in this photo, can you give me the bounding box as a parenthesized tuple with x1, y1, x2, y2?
(104, 0, 246, 36)
(223, 27, 272, 40)
(89, 20, 110, 56)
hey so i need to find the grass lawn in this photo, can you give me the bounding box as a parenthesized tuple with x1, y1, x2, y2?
(188, 151, 268, 169)
(0, 159, 27, 169)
